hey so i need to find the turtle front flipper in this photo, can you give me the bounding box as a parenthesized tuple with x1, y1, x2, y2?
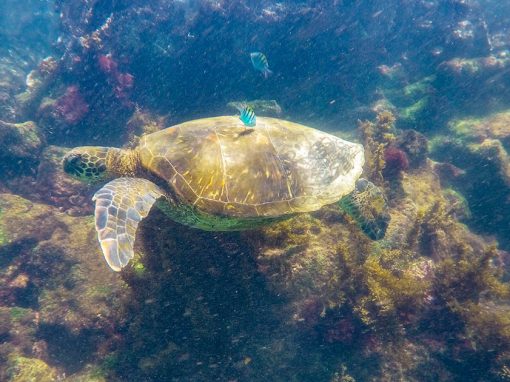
(338, 178, 390, 240)
(92, 177, 164, 271)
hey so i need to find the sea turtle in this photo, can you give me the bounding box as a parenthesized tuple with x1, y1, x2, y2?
(63, 116, 390, 271)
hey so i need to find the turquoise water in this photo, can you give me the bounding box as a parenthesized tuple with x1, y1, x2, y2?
(2, 1, 510, 381)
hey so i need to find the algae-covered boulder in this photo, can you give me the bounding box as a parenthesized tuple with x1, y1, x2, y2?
(3, 145, 93, 216)
(447, 110, 510, 148)
(34, 146, 93, 215)
(6, 355, 58, 382)
(0, 193, 127, 378)
(430, 111, 510, 248)
(0, 120, 44, 168)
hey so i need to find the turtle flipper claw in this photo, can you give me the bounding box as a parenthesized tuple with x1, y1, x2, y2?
(93, 177, 164, 271)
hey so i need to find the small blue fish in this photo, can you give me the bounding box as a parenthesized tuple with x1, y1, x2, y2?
(250, 52, 272, 78)
(238, 104, 256, 127)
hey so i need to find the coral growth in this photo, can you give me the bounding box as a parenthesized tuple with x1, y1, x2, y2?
(54, 86, 89, 125)
(2, 1, 510, 380)
(397, 129, 428, 169)
(382, 146, 409, 178)
(358, 110, 397, 184)
(97, 54, 134, 106)
(430, 111, 510, 248)
(97, 54, 118, 74)
(124, 108, 167, 146)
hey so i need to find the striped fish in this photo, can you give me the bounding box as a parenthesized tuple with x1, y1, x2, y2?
(250, 52, 272, 78)
(238, 105, 256, 127)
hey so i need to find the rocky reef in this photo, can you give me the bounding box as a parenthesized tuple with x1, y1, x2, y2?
(430, 110, 510, 250)
(2, 99, 510, 380)
(0, 193, 126, 381)
(3, 0, 510, 381)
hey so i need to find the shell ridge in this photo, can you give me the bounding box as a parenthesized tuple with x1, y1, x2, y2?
(263, 122, 295, 201)
(165, 125, 200, 201)
(213, 125, 230, 202)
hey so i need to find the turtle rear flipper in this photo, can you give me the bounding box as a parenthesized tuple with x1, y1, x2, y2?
(338, 178, 390, 240)
(93, 177, 164, 271)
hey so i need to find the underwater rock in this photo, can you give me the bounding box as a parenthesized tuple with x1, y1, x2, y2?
(2, 146, 93, 216)
(439, 55, 510, 78)
(377, 75, 439, 131)
(34, 85, 90, 140)
(0, 120, 45, 181)
(441, 188, 471, 222)
(227, 99, 283, 116)
(358, 110, 398, 185)
(97, 54, 134, 107)
(34, 146, 93, 215)
(15, 57, 60, 120)
(434, 54, 510, 113)
(0, 39, 50, 122)
(0, 61, 25, 122)
(0, 120, 44, 162)
(0, 193, 126, 378)
(110, 209, 299, 381)
(48, 0, 487, 128)
(432, 161, 466, 188)
(53, 85, 89, 125)
(125, 108, 168, 145)
(382, 146, 409, 179)
(430, 113, 510, 248)
(0, 306, 38, 365)
(397, 129, 428, 169)
(6, 355, 58, 382)
(377, 63, 407, 85)
(448, 110, 510, 148)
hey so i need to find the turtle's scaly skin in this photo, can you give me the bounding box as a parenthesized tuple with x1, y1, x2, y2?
(138, 116, 364, 224)
(338, 178, 390, 240)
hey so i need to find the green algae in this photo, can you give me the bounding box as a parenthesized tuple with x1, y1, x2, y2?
(448, 117, 482, 140)
(402, 76, 435, 100)
(399, 97, 428, 123)
(129, 253, 147, 278)
(442, 188, 471, 221)
(0, 193, 127, 380)
(63, 362, 113, 382)
(9, 307, 31, 322)
(7, 355, 57, 382)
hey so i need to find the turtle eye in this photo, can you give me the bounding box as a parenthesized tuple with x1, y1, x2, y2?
(63, 147, 111, 183)
(63, 153, 82, 173)
(68, 154, 81, 165)
(63, 152, 93, 179)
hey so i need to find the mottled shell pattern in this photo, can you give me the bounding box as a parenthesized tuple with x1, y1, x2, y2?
(137, 116, 364, 218)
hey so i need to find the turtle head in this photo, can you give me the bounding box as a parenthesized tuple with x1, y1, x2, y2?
(63, 146, 112, 183)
